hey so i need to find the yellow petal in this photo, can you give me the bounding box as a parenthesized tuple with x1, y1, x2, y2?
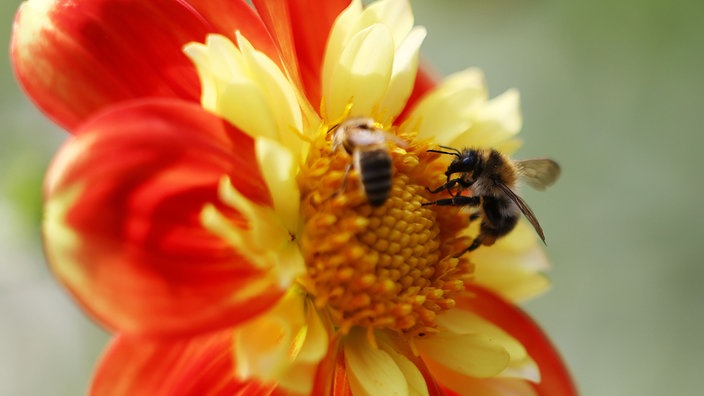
(234, 311, 294, 380)
(345, 328, 409, 396)
(182, 42, 219, 111)
(234, 289, 329, 394)
(405, 68, 488, 144)
(379, 339, 430, 396)
(295, 299, 329, 363)
(234, 289, 305, 380)
(217, 81, 279, 139)
(203, 34, 248, 82)
(472, 222, 552, 302)
(415, 332, 510, 378)
(376, 26, 427, 124)
(236, 32, 304, 154)
(325, 24, 394, 121)
(448, 88, 522, 149)
(255, 138, 300, 233)
(361, 0, 414, 47)
(436, 310, 527, 363)
(201, 176, 303, 288)
(322, 0, 363, 103)
(185, 34, 303, 154)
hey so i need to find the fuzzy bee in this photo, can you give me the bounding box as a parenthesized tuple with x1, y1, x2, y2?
(424, 146, 560, 257)
(330, 117, 404, 207)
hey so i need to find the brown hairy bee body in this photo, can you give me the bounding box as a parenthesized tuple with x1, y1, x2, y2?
(331, 117, 402, 207)
(424, 147, 560, 257)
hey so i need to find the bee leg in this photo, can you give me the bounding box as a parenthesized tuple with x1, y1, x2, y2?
(453, 235, 484, 258)
(330, 164, 353, 199)
(469, 212, 481, 222)
(422, 196, 481, 207)
(426, 178, 459, 194)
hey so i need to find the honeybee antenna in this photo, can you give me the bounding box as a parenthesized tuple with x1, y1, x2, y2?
(427, 146, 461, 158)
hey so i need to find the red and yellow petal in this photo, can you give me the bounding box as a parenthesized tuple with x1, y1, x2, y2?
(252, 0, 350, 107)
(44, 99, 285, 336)
(460, 286, 578, 396)
(91, 330, 276, 396)
(11, 0, 277, 131)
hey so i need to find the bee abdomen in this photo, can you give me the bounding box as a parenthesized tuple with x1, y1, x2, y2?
(359, 150, 393, 206)
(481, 195, 520, 238)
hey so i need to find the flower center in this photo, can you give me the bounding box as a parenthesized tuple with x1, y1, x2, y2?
(298, 123, 473, 336)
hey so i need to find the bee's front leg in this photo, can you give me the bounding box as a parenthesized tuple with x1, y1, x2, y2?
(421, 195, 481, 207)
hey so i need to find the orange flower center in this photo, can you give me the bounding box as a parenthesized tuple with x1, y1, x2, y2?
(298, 125, 473, 336)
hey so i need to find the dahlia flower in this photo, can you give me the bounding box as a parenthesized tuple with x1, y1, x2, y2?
(11, 0, 576, 394)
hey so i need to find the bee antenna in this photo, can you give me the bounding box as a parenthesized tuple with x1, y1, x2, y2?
(438, 145, 461, 154)
(427, 146, 461, 158)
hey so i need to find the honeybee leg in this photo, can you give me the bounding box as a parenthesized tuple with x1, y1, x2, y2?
(453, 233, 498, 257)
(426, 178, 473, 195)
(453, 235, 484, 258)
(426, 178, 460, 194)
(331, 164, 353, 199)
(469, 212, 481, 222)
(422, 196, 481, 207)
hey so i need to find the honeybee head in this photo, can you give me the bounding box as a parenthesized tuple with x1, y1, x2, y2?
(446, 149, 478, 178)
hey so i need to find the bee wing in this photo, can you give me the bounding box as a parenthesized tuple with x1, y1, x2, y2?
(496, 183, 546, 243)
(515, 159, 561, 191)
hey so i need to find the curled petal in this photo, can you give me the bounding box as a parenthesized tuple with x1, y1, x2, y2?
(91, 330, 276, 396)
(11, 0, 276, 131)
(44, 99, 286, 336)
(460, 286, 578, 396)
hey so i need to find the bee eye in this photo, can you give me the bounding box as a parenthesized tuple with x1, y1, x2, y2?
(462, 156, 475, 168)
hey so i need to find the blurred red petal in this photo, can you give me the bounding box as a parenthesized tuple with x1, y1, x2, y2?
(461, 286, 578, 396)
(11, 0, 276, 131)
(91, 331, 277, 396)
(252, 0, 350, 108)
(304, 334, 350, 396)
(44, 99, 284, 336)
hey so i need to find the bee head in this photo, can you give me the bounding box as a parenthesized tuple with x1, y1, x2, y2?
(446, 149, 477, 177)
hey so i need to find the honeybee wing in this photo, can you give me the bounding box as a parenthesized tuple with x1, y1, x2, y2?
(496, 182, 546, 243)
(515, 159, 561, 191)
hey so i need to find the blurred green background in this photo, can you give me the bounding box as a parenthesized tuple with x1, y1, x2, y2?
(1, 0, 702, 394)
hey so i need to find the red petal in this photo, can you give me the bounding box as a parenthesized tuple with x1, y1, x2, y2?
(309, 334, 352, 396)
(91, 331, 276, 396)
(44, 99, 284, 336)
(11, 0, 277, 131)
(252, 0, 350, 108)
(461, 286, 578, 396)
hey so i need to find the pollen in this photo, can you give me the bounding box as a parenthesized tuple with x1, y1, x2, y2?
(298, 125, 473, 336)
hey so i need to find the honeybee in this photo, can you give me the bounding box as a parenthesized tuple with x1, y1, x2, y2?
(330, 117, 404, 206)
(424, 146, 560, 257)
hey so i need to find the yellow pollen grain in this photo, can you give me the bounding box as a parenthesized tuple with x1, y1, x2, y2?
(299, 127, 473, 335)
